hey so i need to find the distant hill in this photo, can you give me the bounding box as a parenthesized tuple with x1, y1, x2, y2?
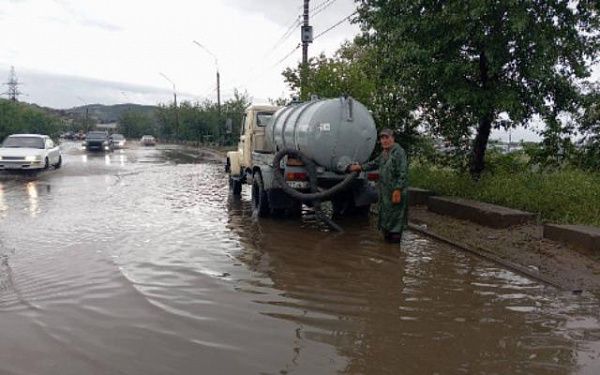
(66, 103, 158, 123)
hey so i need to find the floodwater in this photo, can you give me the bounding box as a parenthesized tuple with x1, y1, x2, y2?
(0, 142, 599, 375)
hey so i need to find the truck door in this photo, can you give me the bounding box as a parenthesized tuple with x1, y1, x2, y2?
(253, 111, 273, 152)
(242, 112, 253, 168)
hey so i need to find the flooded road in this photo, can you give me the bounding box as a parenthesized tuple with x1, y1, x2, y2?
(1, 142, 599, 374)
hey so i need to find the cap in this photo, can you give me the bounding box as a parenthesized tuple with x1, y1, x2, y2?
(378, 128, 394, 137)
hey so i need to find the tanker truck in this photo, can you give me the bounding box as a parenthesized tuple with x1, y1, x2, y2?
(226, 96, 379, 220)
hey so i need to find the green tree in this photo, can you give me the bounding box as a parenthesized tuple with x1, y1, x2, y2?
(577, 84, 600, 169)
(282, 41, 421, 153)
(154, 89, 251, 145)
(0, 99, 64, 141)
(356, 0, 599, 177)
(119, 110, 158, 138)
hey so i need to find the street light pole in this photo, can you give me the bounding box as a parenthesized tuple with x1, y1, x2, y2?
(192, 40, 221, 115)
(159, 72, 179, 140)
(77, 96, 89, 132)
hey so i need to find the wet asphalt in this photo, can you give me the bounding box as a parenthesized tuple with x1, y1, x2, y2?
(0, 141, 599, 374)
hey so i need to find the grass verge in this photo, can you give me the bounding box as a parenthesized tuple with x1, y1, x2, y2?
(409, 164, 600, 227)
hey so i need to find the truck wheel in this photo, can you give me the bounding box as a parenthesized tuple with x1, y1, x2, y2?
(252, 172, 270, 217)
(229, 175, 242, 196)
(287, 201, 303, 218)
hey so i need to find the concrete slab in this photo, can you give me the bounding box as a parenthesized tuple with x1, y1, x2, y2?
(408, 187, 434, 206)
(543, 224, 600, 253)
(427, 196, 535, 228)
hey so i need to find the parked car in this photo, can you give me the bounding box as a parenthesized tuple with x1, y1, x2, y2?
(140, 135, 156, 146)
(110, 133, 126, 149)
(0, 134, 62, 170)
(83, 131, 113, 152)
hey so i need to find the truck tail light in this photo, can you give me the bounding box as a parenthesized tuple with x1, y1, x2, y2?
(286, 158, 304, 166)
(367, 172, 379, 181)
(286, 172, 308, 181)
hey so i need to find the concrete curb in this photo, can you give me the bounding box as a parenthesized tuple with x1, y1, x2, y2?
(543, 224, 600, 254)
(408, 187, 434, 206)
(427, 196, 535, 228)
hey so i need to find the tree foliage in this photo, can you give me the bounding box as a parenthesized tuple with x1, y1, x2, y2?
(154, 90, 251, 145)
(0, 99, 65, 141)
(119, 110, 158, 138)
(577, 84, 600, 169)
(282, 42, 422, 153)
(355, 0, 600, 176)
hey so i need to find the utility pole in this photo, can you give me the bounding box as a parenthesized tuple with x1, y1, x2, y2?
(300, 0, 313, 100)
(192, 41, 221, 114)
(216, 70, 221, 115)
(77, 96, 90, 132)
(159, 72, 179, 140)
(4, 66, 22, 102)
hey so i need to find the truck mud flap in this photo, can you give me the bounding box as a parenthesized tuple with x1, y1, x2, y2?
(267, 188, 296, 209)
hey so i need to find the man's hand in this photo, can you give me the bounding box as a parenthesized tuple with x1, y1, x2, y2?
(392, 190, 402, 204)
(347, 163, 362, 173)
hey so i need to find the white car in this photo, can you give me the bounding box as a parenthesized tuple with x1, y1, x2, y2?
(0, 134, 62, 170)
(111, 133, 126, 149)
(140, 135, 156, 146)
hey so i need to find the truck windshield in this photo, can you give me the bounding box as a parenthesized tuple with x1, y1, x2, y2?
(256, 112, 273, 127)
(87, 132, 107, 140)
(2, 137, 45, 149)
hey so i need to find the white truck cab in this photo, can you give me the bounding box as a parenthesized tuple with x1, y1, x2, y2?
(226, 104, 279, 179)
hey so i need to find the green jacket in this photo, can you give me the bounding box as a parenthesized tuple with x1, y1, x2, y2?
(362, 143, 409, 233)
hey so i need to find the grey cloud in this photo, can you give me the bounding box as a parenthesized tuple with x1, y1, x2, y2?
(52, 0, 122, 32)
(224, 0, 357, 27)
(0, 67, 199, 109)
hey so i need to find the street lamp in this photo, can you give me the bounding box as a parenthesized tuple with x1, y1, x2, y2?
(77, 96, 90, 132)
(192, 40, 221, 114)
(158, 72, 179, 140)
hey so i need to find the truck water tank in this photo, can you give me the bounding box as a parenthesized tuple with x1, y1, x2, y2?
(267, 97, 377, 172)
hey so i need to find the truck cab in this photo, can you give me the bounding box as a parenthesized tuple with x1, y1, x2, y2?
(226, 104, 279, 183)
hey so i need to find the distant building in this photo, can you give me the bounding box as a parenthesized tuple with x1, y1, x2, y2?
(96, 122, 118, 131)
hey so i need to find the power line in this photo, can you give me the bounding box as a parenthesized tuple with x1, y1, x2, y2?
(310, 0, 333, 13)
(261, 16, 302, 62)
(272, 43, 302, 69)
(312, 0, 338, 17)
(313, 10, 357, 41)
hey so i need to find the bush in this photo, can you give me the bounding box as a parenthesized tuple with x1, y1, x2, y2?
(410, 163, 600, 227)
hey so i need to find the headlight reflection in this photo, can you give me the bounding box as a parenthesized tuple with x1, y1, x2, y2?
(26, 181, 38, 217)
(0, 183, 7, 217)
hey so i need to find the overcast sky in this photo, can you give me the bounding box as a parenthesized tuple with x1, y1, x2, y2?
(1, 0, 597, 142)
(0, 0, 358, 108)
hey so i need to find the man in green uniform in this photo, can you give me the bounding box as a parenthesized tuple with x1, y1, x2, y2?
(348, 128, 408, 243)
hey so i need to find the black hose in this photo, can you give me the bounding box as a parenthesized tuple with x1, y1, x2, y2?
(272, 148, 357, 232)
(272, 148, 357, 202)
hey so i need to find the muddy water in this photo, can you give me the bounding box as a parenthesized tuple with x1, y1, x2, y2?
(0, 143, 599, 374)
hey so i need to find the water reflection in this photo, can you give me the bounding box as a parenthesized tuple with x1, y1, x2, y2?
(225, 196, 598, 374)
(81, 154, 88, 163)
(105, 154, 111, 165)
(26, 181, 38, 217)
(0, 183, 6, 217)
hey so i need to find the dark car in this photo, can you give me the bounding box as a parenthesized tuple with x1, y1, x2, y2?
(83, 131, 113, 152)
